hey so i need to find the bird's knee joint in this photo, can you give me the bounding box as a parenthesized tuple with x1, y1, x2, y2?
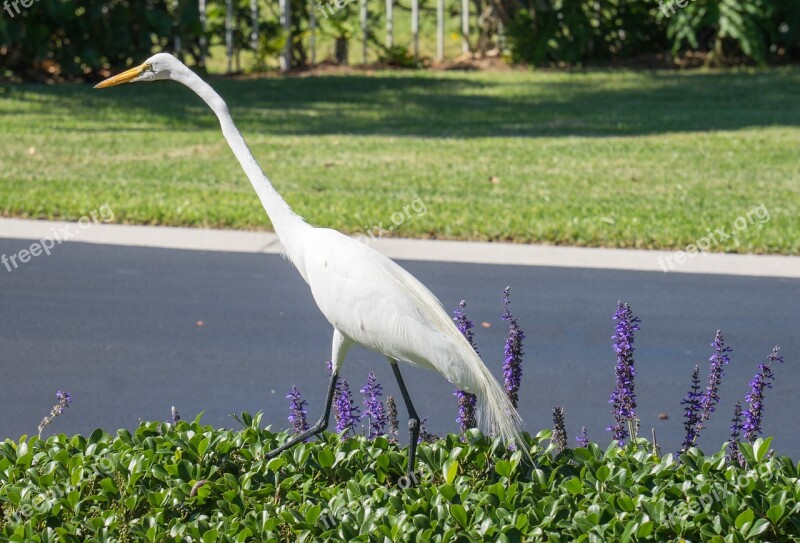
(408, 418, 419, 431)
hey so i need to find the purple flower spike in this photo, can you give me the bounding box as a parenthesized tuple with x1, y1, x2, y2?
(742, 346, 783, 443)
(727, 401, 745, 466)
(170, 406, 181, 425)
(56, 390, 72, 414)
(576, 427, 589, 448)
(387, 396, 400, 444)
(607, 301, 640, 445)
(453, 300, 478, 430)
(453, 300, 479, 354)
(287, 385, 309, 434)
(360, 372, 386, 438)
(454, 389, 477, 433)
(334, 379, 360, 438)
(552, 407, 567, 453)
(418, 418, 439, 443)
(699, 330, 731, 427)
(680, 365, 703, 452)
(501, 286, 525, 409)
(38, 390, 73, 438)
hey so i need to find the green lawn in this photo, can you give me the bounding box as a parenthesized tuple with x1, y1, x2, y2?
(0, 67, 798, 254)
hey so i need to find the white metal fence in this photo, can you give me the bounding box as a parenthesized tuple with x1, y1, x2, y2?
(194, 0, 474, 72)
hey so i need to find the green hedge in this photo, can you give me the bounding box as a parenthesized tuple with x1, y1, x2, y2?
(0, 0, 272, 79)
(1, 413, 798, 541)
(0, 0, 177, 79)
(505, 0, 800, 66)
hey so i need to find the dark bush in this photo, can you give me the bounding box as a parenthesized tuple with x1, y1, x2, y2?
(0, 0, 176, 80)
(506, 0, 800, 66)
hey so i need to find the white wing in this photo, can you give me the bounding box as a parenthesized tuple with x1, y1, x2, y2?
(301, 228, 526, 450)
(303, 229, 473, 386)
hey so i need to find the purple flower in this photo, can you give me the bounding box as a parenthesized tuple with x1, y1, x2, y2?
(501, 286, 525, 409)
(170, 406, 181, 425)
(287, 385, 309, 434)
(334, 379, 360, 437)
(56, 390, 72, 414)
(552, 407, 567, 453)
(453, 300, 479, 354)
(576, 427, 589, 448)
(453, 300, 478, 430)
(38, 390, 73, 438)
(418, 418, 439, 443)
(680, 365, 703, 452)
(360, 372, 386, 438)
(386, 395, 399, 444)
(727, 401, 745, 466)
(742, 346, 783, 443)
(699, 330, 731, 426)
(607, 301, 640, 445)
(454, 389, 477, 433)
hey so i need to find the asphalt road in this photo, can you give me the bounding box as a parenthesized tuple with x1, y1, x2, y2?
(1, 238, 798, 457)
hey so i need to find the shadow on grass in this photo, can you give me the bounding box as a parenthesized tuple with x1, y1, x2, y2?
(4, 68, 800, 138)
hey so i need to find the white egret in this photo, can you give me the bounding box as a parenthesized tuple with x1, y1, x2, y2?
(95, 54, 528, 479)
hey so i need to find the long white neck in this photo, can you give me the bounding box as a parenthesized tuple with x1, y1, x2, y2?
(172, 65, 310, 271)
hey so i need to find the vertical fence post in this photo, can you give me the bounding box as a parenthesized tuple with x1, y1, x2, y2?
(251, 0, 260, 51)
(436, 0, 444, 61)
(172, 0, 182, 56)
(198, 0, 207, 69)
(280, 0, 291, 72)
(461, 0, 469, 53)
(360, 0, 368, 64)
(411, 0, 419, 59)
(385, 0, 393, 49)
(310, 0, 317, 66)
(225, 0, 234, 73)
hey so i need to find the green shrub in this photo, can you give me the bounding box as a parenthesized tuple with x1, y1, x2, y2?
(506, 0, 667, 66)
(662, 0, 774, 64)
(0, 0, 293, 79)
(0, 0, 175, 79)
(1, 413, 798, 541)
(506, 0, 800, 66)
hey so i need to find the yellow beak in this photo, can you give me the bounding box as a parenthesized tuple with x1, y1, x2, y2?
(94, 63, 149, 89)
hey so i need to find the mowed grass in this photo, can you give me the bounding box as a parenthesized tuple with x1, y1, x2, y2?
(0, 68, 798, 254)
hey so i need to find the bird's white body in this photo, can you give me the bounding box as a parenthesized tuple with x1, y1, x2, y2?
(305, 227, 479, 390)
(95, 53, 526, 453)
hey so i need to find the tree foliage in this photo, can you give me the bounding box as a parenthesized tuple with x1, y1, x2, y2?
(507, 0, 800, 66)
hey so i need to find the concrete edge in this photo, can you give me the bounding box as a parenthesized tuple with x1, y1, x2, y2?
(1, 218, 799, 279)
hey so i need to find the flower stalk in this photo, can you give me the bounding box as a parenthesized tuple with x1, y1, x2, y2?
(38, 390, 72, 438)
(453, 300, 477, 430)
(608, 302, 640, 445)
(501, 286, 525, 409)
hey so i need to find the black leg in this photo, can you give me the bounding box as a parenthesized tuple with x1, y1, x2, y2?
(265, 369, 338, 459)
(389, 359, 420, 485)
(266, 329, 351, 460)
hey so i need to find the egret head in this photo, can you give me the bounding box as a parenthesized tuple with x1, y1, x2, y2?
(94, 53, 185, 89)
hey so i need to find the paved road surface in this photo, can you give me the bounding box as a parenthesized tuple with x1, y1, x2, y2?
(1, 238, 798, 457)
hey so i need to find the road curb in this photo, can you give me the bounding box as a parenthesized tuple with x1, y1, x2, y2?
(1, 218, 798, 279)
